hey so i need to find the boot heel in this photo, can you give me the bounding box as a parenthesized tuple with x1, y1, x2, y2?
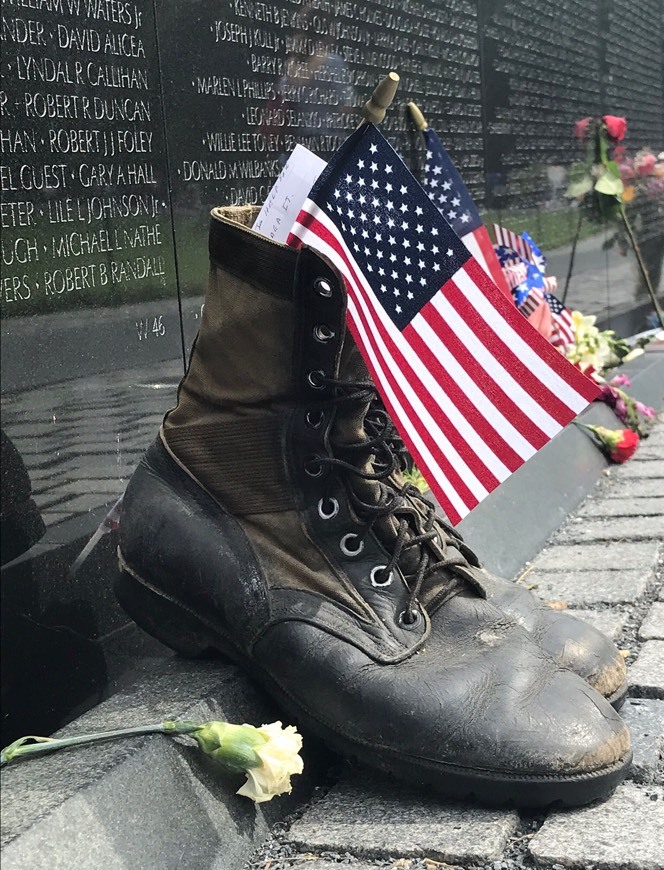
(115, 568, 223, 659)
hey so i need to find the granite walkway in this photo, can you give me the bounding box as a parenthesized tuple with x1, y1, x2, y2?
(247, 417, 664, 870)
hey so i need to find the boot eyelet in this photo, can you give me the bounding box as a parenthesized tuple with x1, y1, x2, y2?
(317, 497, 339, 520)
(314, 277, 333, 297)
(398, 608, 422, 629)
(307, 370, 326, 389)
(305, 410, 325, 429)
(313, 324, 335, 343)
(340, 533, 364, 557)
(304, 456, 324, 478)
(370, 565, 393, 587)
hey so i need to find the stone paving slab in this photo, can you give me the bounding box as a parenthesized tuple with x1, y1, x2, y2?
(567, 609, 628, 641)
(279, 864, 459, 870)
(556, 516, 664, 543)
(637, 445, 664, 460)
(529, 783, 664, 870)
(620, 699, 664, 784)
(610, 460, 664, 480)
(604, 479, 664, 499)
(576, 497, 664, 518)
(639, 602, 664, 641)
(287, 773, 519, 864)
(629, 642, 664, 698)
(528, 570, 650, 606)
(533, 542, 660, 572)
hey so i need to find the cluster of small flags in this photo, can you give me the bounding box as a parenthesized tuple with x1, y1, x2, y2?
(493, 226, 575, 350)
(286, 122, 598, 524)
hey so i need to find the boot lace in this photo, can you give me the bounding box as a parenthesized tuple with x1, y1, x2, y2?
(313, 377, 473, 623)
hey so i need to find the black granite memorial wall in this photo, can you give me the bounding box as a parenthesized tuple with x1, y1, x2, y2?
(1, 0, 663, 742)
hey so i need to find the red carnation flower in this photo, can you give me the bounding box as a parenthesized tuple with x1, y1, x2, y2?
(608, 428, 639, 462)
(602, 115, 627, 142)
(578, 424, 640, 463)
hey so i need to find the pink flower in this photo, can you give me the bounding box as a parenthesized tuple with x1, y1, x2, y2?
(614, 397, 628, 421)
(574, 117, 592, 141)
(636, 153, 657, 176)
(603, 115, 627, 142)
(635, 401, 655, 419)
(610, 374, 631, 388)
(619, 163, 635, 183)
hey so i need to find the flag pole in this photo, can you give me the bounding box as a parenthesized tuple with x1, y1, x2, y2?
(360, 72, 400, 126)
(407, 101, 428, 132)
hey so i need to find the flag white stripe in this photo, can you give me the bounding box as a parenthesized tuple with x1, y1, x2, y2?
(461, 232, 490, 277)
(454, 269, 589, 413)
(293, 202, 520, 482)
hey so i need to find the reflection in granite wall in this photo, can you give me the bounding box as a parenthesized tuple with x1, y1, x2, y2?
(1, 0, 663, 740)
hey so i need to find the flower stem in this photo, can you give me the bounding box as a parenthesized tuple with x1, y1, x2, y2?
(562, 209, 584, 306)
(619, 203, 664, 330)
(0, 721, 202, 767)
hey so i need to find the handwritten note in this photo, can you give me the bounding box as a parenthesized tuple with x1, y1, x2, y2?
(253, 145, 327, 244)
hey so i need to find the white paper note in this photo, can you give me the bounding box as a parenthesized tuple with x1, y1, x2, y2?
(252, 145, 327, 244)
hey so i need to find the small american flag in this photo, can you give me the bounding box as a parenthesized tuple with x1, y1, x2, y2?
(494, 223, 535, 264)
(422, 127, 512, 299)
(495, 245, 529, 292)
(546, 291, 575, 349)
(287, 124, 599, 524)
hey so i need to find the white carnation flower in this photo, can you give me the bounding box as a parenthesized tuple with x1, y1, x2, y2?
(236, 722, 304, 803)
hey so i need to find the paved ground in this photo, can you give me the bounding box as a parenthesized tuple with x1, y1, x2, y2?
(245, 417, 664, 870)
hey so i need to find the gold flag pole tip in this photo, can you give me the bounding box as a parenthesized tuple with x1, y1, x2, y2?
(362, 72, 400, 125)
(407, 101, 428, 132)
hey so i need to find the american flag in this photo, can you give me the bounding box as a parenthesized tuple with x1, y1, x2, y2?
(494, 223, 535, 264)
(422, 127, 512, 299)
(287, 124, 599, 524)
(495, 244, 529, 292)
(546, 291, 575, 349)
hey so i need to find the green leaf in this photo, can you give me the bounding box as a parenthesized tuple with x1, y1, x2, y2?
(606, 160, 621, 178)
(565, 175, 594, 198)
(594, 172, 624, 197)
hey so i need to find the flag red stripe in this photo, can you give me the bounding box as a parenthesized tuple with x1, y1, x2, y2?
(464, 257, 599, 405)
(296, 213, 488, 509)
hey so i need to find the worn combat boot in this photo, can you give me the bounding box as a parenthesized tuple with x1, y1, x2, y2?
(116, 207, 631, 807)
(366, 407, 628, 709)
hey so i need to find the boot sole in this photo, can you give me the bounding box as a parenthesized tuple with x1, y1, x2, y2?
(114, 562, 632, 809)
(606, 682, 628, 711)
